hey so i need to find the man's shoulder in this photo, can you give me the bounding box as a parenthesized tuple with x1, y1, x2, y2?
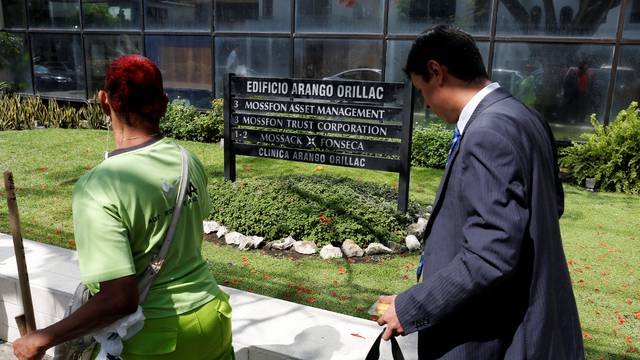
(472, 96, 531, 127)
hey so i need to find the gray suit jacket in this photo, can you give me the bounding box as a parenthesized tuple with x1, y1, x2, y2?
(395, 88, 584, 359)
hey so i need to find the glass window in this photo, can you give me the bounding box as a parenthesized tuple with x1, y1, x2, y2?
(0, 32, 32, 93)
(623, 0, 640, 39)
(215, 0, 290, 32)
(31, 34, 85, 99)
(295, 0, 383, 33)
(386, 39, 489, 127)
(215, 37, 290, 97)
(496, 0, 619, 38)
(146, 36, 211, 108)
(388, 0, 492, 35)
(2, 0, 27, 28)
(82, 0, 141, 30)
(610, 46, 640, 119)
(28, 0, 80, 29)
(493, 43, 614, 140)
(294, 38, 382, 80)
(145, 0, 211, 31)
(84, 35, 142, 98)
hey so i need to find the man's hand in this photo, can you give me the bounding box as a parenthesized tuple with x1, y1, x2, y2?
(12, 330, 49, 360)
(376, 295, 404, 341)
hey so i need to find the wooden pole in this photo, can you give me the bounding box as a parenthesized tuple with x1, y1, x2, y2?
(4, 170, 36, 335)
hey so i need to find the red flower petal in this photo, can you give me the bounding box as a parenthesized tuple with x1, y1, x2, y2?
(68, 240, 76, 246)
(350, 333, 365, 339)
(583, 331, 593, 340)
(307, 297, 315, 303)
(339, 296, 349, 301)
(370, 316, 379, 321)
(624, 336, 632, 343)
(288, 283, 295, 287)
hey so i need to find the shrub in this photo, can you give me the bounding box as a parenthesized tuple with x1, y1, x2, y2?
(411, 122, 453, 169)
(208, 175, 422, 248)
(159, 99, 223, 142)
(560, 102, 640, 194)
(0, 94, 107, 130)
(0, 94, 43, 130)
(79, 100, 109, 130)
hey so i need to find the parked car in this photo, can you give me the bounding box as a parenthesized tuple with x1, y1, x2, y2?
(323, 68, 382, 81)
(34, 62, 76, 91)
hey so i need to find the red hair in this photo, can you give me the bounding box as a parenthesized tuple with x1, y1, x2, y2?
(104, 55, 168, 124)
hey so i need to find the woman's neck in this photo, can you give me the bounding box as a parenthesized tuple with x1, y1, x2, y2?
(112, 124, 157, 150)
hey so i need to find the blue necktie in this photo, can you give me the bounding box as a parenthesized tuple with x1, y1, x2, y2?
(416, 126, 462, 282)
(447, 126, 461, 163)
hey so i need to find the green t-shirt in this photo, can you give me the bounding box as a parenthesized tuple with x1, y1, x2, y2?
(72, 137, 219, 319)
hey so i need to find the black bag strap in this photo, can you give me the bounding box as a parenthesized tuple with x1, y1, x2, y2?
(365, 328, 405, 360)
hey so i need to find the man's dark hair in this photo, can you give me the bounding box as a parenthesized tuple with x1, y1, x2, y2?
(404, 25, 488, 83)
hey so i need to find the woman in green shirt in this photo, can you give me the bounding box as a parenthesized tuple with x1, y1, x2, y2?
(13, 55, 234, 360)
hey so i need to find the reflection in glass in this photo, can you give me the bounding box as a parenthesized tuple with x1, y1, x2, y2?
(146, 36, 211, 108)
(386, 40, 489, 127)
(145, 0, 211, 31)
(388, 0, 491, 35)
(493, 43, 613, 140)
(610, 46, 640, 119)
(0, 32, 32, 93)
(85, 35, 142, 97)
(215, 0, 290, 32)
(295, 0, 383, 33)
(28, 0, 80, 29)
(2, 0, 27, 28)
(215, 37, 290, 97)
(82, 0, 141, 29)
(623, 0, 640, 39)
(496, 0, 619, 37)
(31, 34, 85, 98)
(294, 38, 382, 81)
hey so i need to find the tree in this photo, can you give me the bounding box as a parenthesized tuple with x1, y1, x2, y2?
(0, 32, 22, 69)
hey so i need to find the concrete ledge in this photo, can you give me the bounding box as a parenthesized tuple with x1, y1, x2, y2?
(0, 233, 417, 359)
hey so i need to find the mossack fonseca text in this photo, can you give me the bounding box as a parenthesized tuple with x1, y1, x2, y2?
(246, 80, 385, 100)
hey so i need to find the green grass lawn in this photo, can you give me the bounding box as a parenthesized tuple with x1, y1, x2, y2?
(1, 129, 639, 359)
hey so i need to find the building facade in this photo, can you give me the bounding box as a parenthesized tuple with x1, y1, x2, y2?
(1, 0, 639, 140)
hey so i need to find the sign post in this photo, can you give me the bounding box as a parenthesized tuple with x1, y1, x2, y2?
(224, 75, 414, 212)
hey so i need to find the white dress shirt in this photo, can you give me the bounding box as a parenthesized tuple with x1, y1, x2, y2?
(457, 82, 500, 135)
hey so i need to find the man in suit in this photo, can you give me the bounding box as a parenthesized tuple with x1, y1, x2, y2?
(376, 25, 584, 359)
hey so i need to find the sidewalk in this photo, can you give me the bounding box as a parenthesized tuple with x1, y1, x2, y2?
(1, 234, 417, 359)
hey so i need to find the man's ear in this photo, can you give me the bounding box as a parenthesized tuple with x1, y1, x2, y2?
(98, 90, 111, 117)
(427, 60, 444, 85)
